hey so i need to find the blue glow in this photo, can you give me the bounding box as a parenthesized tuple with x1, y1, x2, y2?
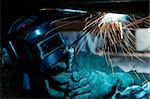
(57, 8, 87, 13)
(26, 28, 44, 40)
(23, 73, 31, 90)
(34, 29, 42, 36)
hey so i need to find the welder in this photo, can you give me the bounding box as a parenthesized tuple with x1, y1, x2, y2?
(3, 15, 149, 99)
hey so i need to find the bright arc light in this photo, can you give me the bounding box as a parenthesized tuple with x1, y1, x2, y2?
(101, 13, 128, 23)
(34, 29, 42, 36)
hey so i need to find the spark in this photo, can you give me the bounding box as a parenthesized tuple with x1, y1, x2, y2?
(119, 22, 123, 39)
(75, 12, 149, 74)
(45, 15, 86, 36)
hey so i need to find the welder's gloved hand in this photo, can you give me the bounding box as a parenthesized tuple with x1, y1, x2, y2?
(44, 48, 75, 98)
(44, 63, 72, 98)
(44, 67, 72, 98)
(68, 69, 118, 99)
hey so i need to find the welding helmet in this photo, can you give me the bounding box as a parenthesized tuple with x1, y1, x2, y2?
(4, 16, 67, 75)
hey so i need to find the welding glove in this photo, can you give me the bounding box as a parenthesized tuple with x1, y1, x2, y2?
(68, 68, 119, 99)
(44, 48, 75, 98)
